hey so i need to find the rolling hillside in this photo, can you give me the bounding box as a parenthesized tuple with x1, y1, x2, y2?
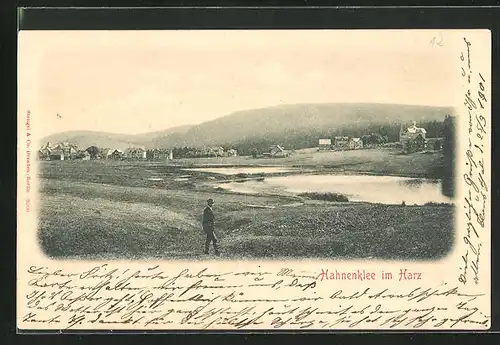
(40, 125, 194, 150)
(41, 131, 140, 151)
(41, 103, 455, 150)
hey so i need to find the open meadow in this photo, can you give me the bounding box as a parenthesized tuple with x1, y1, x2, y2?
(36, 148, 455, 261)
(173, 147, 445, 178)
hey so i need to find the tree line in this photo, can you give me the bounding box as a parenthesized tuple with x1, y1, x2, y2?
(224, 120, 446, 156)
(442, 115, 456, 198)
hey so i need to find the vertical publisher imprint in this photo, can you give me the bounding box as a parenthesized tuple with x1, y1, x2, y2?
(25, 110, 31, 212)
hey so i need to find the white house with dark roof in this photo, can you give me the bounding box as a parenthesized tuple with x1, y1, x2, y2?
(349, 137, 363, 150)
(400, 121, 428, 152)
(400, 121, 427, 141)
(318, 139, 332, 150)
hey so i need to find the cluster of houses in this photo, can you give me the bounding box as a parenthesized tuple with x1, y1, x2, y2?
(37, 142, 176, 161)
(38, 121, 442, 162)
(174, 146, 238, 159)
(106, 148, 173, 161)
(37, 142, 239, 161)
(318, 137, 364, 151)
(38, 142, 79, 161)
(317, 121, 443, 154)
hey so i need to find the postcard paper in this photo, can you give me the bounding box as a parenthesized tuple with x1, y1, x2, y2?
(17, 29, 491, 331)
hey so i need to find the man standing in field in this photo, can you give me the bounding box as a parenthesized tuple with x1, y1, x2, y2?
(202, 198, 220, 256)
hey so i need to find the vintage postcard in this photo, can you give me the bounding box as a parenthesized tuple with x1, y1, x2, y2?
(17, 29, 491, 331)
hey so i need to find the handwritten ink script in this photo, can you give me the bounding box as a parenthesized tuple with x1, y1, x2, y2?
(20, 265, 490, 330)
(458, 37, 489, 286)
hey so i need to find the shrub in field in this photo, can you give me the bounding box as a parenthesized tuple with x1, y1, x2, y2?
(424, 201, 449, 206)
(298, 192, 349, 202)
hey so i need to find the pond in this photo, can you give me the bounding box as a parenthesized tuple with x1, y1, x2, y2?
(217, 174, 453, 205)
(184, 167, 298, 175)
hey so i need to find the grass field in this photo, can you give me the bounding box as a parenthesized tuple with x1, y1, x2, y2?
(173, 147, 445, 178)
(37, 148, 455, 261)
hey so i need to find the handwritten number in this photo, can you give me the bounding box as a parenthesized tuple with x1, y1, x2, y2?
(478, 91, 487, 105)
(459, 274, 467, 284)
(430, 33, 444, 47)
(477, 98, 484, 109)
(476, 115, 487, 135)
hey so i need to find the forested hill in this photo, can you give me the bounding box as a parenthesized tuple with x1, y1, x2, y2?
(43, 103, 455, 152)
(151, 103, 454, 153)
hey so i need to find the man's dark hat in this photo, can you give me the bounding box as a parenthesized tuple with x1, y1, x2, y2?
(207, 198, 214, 203)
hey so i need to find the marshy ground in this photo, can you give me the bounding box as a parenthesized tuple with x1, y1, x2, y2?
(37, 148, 455, 261)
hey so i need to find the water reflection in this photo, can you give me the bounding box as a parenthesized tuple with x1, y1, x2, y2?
(218, 174, 453, 205)
(184, 167, 297, 175)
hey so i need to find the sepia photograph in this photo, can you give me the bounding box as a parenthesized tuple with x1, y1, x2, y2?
(17, 27, 491, 331)
(28, 30, 457, 261)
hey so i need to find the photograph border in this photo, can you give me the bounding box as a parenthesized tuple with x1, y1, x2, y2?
(8, 5, 500, 337)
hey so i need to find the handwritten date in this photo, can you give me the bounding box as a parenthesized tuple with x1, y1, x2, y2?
(458, 36, 489, 287)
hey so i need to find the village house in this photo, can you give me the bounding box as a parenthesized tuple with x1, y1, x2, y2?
(38, 142, 78, 160)
(108, 149, 124, 160)
(318, 139, 332, 151)
(207, 146, 225, 157)
(53, 142, 78, 159)
(349, 138, 363, 150)
(38, 148, 51, 160)
(125, 147, 147, 160)
(269, 145, 289, 158)
(146, 149, 155, 160)
(400, 121, 428, 153)
(73, 150, 91, 160)
(225, 148, 238, 157)
(334, 136, 350, 149)
(426, 138, 444, 151)
(147, 148, 173, 160)
(49, 150, 65, 161)
(99, 148, 112, 160)
(411, 134, 427, 152)
(81, 151, 91, 160)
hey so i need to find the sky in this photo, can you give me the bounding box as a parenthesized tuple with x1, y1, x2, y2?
(18, 30, 463, 138)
